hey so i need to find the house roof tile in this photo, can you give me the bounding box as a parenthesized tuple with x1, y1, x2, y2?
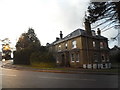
(50, 28, 108, 45)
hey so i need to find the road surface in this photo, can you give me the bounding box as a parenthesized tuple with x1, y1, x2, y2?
(0, 68, 118, 88)
(0, 61, 2, 89)
(0, 61, 119, 88)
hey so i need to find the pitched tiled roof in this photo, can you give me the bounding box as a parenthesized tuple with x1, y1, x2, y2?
(54, 29, 86, 44)
(50, 28, 108, 45)
(94, 35, 108, 39)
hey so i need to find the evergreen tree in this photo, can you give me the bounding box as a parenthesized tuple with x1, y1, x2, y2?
(87, 1, 120, 29)
(16, 28, 41, 51)
(14, 28, 55, 65)
(14, 28, 41, 65)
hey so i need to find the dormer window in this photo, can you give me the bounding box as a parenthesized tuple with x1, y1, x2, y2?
(72, 40, 76, 49)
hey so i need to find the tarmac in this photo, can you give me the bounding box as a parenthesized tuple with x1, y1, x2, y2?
(1, 60, 119, 75)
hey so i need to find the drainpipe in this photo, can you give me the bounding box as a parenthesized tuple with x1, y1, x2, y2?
(86, 37, 89, 65)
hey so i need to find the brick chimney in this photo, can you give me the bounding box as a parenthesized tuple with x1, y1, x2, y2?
(84, 18, 92, 36)
(60, 31, 63, 39)
(97, 28, 101, 36)
(56, 37, 59, 41)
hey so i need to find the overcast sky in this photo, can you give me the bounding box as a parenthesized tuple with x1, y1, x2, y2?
(0, 0, 118, 50)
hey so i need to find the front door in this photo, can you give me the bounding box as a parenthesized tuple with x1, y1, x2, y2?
(65, 52, 70, 67)
(61, 54, 65, 66)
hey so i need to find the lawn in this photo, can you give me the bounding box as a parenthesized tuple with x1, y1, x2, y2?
(18, 63, 119, 73)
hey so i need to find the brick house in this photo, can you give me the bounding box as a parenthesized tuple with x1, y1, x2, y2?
(48, 19, 111, 69)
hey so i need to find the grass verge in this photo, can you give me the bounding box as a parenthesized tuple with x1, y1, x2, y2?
(12, 62, 120, 74)
(18, 64, 119, 73)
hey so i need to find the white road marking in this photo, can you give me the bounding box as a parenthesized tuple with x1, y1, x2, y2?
(39, 77, 96, 81)
(0, 68, 17, 77)
(0, 74, 16, 77)
(1, 68, 12, 70)
(1, 68, 18, 71)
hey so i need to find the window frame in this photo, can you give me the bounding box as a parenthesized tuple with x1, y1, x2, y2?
(65, 43, 68, 49)
(100, 42, 104, 49)
(71, 53, 75, 62)
(93, 41, 96, 48)
(58, 45, 61, 51)
(72, 40, 77, 49)
(101, 54, 105, 62)
(94, 53, 98, 62)
(76, 53, 80, 62)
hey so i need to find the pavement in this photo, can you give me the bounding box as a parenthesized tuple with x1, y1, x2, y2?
(0, 60, 119, 75)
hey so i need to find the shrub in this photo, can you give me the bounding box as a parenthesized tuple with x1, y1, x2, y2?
(30, 51, 56, 67)
(31, 62, 56, 68)
(110, 50, 120, 63)
(13, 45, 56, 67)
(30, 51, 55, 64)
(13, 49, 32, 65)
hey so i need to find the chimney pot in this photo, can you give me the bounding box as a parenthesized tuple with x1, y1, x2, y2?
(97, 28, 101, 36)
(56, 37, 59, 41)
(60, 31, 63, 39)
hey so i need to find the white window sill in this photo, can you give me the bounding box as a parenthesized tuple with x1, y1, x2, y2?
(59, 50, 61, 51)
(72, 47, 77, 49)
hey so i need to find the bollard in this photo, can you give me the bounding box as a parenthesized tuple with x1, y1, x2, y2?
(93, 64, 97, 69)
(83, 64, 87, 69)
(87, 64, 92, 69)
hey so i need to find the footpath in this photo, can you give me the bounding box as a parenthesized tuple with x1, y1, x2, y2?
(1, 60, 119, 75)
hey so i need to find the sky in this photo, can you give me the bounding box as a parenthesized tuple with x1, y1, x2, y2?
(0, 0, 119, 51)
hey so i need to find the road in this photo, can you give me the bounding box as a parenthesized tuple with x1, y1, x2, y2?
(0, 61, 119, 88)
(0, 61, 2, 89)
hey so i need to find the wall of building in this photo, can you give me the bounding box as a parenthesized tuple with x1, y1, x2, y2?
(49, 35, 110, 68)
